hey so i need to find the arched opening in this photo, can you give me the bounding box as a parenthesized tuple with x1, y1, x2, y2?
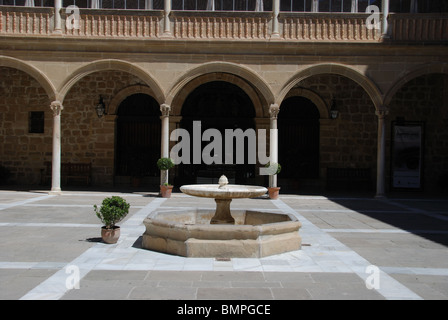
(177, 81, 256, 185)
(115, 93, 161, 187)
(278, 96, 320, 191)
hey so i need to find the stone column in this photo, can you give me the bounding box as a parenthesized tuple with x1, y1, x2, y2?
(410, 0, 418, 13)
(50, 101, 63, 194)
(381, 0, 390, 38)
(160, 104, 171, 185)
(269, 104, 279, 188)
(375, 107, 388, 198)
(271, 0, 280, 38)
(162, 0, 172, 37)
(351, 0, 358, 13)
(54, 0, 62, 33)
(312, 0, 319, 12)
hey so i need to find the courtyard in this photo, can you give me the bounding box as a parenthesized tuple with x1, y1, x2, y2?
(0, 188, 447, 300)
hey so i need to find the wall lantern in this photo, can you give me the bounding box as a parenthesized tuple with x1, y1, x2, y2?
(95, 96, 106, 118)
(330, 100, 339, 119)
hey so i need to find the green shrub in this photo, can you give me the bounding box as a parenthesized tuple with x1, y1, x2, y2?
(94, 196, 130, 229)
(157, 157, 175, 171)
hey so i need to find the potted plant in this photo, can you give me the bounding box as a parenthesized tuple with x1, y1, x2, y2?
(94, 196, 130, 244)
(266, 162, 281, 199)
(157, 157, 175, 198)
(160, 182, 173, 198)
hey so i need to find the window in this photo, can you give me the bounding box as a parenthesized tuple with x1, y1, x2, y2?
(358, 0, 381, 12)
(172, 0, 269, 11)
(389, 0, 448, 13)
(29, 111, 45, 134)
(280, 0, 382, 12)
(61, 0, 164, 9)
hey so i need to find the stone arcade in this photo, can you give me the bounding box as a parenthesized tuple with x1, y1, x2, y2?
(0, 0, 447, 197)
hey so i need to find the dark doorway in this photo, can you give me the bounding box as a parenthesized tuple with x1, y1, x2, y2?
(115, 94, 161, 185)
(278, 96, 320, 190)
(178, 81, 256, 185)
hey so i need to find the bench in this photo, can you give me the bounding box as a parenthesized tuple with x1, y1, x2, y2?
(326, 167, 372, 191)
(41, 162, 92, 186)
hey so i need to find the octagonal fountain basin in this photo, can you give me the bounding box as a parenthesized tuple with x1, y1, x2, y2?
(142, 209, 302, 258)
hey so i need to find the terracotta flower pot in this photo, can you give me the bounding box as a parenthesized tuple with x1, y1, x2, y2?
(268, 187, 281, 200)
(101, 226, 120, 244)
(160, 185, 173, 198)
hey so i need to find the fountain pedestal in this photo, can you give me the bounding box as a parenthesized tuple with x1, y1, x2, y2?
(211, 199, 235, 224)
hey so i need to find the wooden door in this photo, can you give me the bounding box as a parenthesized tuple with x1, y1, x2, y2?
(115, 94, 161, 177)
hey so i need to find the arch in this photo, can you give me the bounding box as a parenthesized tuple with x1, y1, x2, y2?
(57, 59, 165, 104)
(171, 72, 264, 118)
(0, 55, 57, 100)
(283, 87, 330, 119)
(176, 79, 257, 185)
(166, 61, 275, 117)
(277, 63, 383, 111)
(109, 85, 160, 115)
(384, 63, 448, 106)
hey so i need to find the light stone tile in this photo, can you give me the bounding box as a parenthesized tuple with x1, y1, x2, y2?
(5, 192, 438, 300)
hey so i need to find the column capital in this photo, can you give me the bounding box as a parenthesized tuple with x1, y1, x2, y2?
(160, 103, 171, 117)
(50, 100, 63, 116)
(375, 107, 389, 119)
(269, 103, 280, 119)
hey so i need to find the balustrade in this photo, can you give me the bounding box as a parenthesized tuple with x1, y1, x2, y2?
(0, 5, 446, 42)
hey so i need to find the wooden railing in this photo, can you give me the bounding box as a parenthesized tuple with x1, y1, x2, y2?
(1, 7, 446, 43)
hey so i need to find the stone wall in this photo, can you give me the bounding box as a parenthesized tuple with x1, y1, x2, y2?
(1, 64, 447, 194)
(387, 74, 448, 192)
(61, 70, 148, 186)
(296, 74, 378, 187)
(0, 67, 51, 185)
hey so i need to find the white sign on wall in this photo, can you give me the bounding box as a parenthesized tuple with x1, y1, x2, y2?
(391, 123, 424, 189)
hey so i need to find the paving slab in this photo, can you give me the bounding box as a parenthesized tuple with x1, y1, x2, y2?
(0, 190, 447, 300)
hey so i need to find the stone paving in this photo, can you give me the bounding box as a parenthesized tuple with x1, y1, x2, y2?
(0, 189, 447, 300)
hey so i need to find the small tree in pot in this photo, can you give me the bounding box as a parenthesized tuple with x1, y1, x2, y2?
(157, 157, 175, 198)
(265, 162, 281, 199)
(94, 196, 130, 244)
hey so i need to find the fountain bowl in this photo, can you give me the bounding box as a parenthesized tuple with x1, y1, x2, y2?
(142, 209, 302, 258)
(180, 183, 268, 224)
(180, 184, 268, 199)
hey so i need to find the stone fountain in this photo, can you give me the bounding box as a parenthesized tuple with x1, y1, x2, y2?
(142, 176, 302, 258)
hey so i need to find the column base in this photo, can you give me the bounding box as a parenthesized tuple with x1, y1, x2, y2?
(160, 32, 173, 39)
(270, 33, 282, 40)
